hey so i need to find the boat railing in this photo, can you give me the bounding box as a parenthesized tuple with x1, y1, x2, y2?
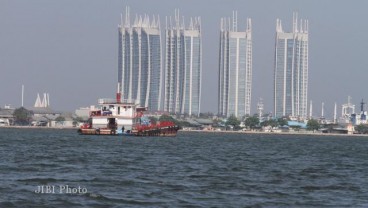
(98, 98, 137, 104)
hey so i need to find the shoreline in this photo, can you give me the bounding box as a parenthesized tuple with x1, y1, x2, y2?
(179, 129, 368, 137)
(2, 126, 368, 137)
(0, 126, 77, 130)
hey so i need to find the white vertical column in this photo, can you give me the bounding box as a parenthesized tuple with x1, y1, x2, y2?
(334, 102, 337, 123)
(21, 85, 24, 107)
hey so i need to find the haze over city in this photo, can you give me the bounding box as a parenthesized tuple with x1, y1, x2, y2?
(1, 0, 367, 118)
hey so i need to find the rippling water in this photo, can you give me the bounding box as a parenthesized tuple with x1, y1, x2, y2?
(1, 128, 368, 207)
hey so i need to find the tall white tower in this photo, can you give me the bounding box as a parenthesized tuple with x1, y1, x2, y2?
(218, 11, 252, 118)
(118, 7, 162, 111)
(274, 12, 309, 119)
(164, 10, 202, 116)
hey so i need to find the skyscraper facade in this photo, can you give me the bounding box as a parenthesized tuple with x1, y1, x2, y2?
(118, 8, 162, 111)
(218, 12, 252, 118)
(164, 10, 202, 116)
(274, 13, 309, 118)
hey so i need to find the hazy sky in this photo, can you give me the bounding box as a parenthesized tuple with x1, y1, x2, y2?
(1, 0, 368, 118)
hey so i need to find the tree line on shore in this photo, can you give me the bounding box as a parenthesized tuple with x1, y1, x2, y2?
(158, 114, 368, 134)
(150, 114, 322, 132)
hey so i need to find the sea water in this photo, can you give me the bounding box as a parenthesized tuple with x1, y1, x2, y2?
(0, 128, 368, 207)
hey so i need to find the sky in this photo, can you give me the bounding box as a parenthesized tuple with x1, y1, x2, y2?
(1, 0, 368, 119)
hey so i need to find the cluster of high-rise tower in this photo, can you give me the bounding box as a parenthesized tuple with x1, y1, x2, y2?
(118, 8, 309, 119)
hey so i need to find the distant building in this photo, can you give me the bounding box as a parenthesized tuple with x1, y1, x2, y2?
(351, 99, 367, 125)
(0, 105, 15, 126)
(340, 96, 355, 123)
(75, 106, 98, 120)
(51, 112, 75, 127)
(274, 13, 309, 119)
(218, 12, 252, 118)
(34, 93, 50, 108)
(164, 10, 202, 116)
(30, 93, 61, 126)
(118, 7, 162, 111)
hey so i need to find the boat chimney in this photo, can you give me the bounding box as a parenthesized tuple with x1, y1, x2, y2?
(116, 83, 121, 103)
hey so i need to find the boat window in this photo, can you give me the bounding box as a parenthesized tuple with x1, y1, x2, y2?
(118, 107, 120, 114)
